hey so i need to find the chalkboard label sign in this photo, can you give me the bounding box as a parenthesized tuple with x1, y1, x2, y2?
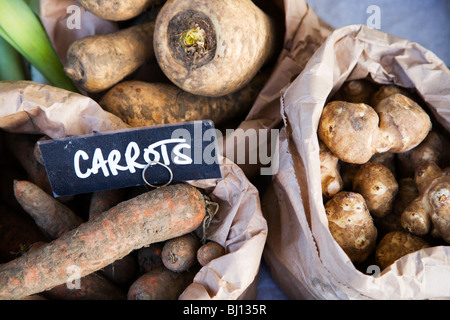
(38, 120, 222, 197)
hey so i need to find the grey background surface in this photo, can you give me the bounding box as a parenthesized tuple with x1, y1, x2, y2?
(255, 0, 450, 300)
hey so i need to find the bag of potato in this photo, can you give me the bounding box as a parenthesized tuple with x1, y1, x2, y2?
(0, 81, 267, 300)
(262, 24, 450, 299)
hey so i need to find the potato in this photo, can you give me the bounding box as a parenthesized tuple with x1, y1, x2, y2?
(318, 101, 380, 164)
(401, 163, 450, 243)
(397, 131, 445, 178)
(333, 79, 376, 104)
(318, 94, 431, 164)
(325, 192, 378, 263)
(371, 85, 413, 108)
(375, 231, 430, 270)
(319, 141, 343, 201)
(353, 162, 398, 218)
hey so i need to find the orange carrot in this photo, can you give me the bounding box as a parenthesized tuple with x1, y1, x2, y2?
(0, 183, 207, 299)
(25, 241, 126, 300)
(197, 241, 225, 266)
(13, 180, 85, 240)
(14, 180, 138, 287)
(127, 267, 198, 300)
(162, 233, 201, 272)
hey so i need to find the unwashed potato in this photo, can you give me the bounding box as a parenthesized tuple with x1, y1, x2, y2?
(375, 231, 430, 270)
(319, 141, 343, 201)
(318, 94, 431, 164)
(401, 163, 450, 243)
(325, 192, 378, 263)
(353, 162, 398, 218)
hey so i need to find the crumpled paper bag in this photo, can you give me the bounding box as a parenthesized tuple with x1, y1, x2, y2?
(0, 81, 267, 300)
(263, 24, 450, 300)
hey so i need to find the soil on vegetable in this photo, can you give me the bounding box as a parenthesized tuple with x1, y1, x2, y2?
(168, 10, 216, 70)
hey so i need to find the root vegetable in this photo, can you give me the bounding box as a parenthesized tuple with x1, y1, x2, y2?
(162, 233, 201, 272)
(76, 0, 163, 21)
(13, 180, 138, 287)
(333, 79, 376, 104)
(99, 71, 267, 128)
(324, 192, 378, 263)
(0, 183, 208, 299)
(371, 85, 413, 107)
(401, 163, 450, 242)
(397, 131, 445, 178)
(375, 94, 431, 153)
(13, 180, 85, 239)
(377, 178, 419, 236)
(375, 231, 430, 271)
(64, 21, 155, 93)
(25, 241, 127, 300)
(153, 0, 276, 97)
(352, 162, 398, 218)
(369, 152, 396, 177)
(319, 141, 343, 201)
(318, 94, 431, 164)
(197, 241, 225, 266)
(127, 267, 197, 300)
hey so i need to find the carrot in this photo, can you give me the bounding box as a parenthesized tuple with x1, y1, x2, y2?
(127, 266, 198, 300)
(0, 183, 208, 299)
(162, 233, 201, 272)
(196, 240, 225, 267)
(76, 0, 164, 21)
(25, 241, 126, 300)
(0, 205, 48, 263)
(14, 180, 138, 287)
(64, 21, 155, 93)
(99, 69, 268, 128)
(13, 180, 85, 240)
(138, 242, 164, 273)
(153, 0, 276, 97)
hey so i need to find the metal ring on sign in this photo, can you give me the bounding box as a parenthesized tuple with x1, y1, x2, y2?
(142, 161, 174, 189)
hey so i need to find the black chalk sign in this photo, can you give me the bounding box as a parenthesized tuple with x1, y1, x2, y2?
(38, 120, 222, 197)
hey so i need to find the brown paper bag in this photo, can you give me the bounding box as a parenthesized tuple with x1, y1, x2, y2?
(0, 81, 267, 300)
(263, 24, 450, 300)
(220, 0, 333, 178)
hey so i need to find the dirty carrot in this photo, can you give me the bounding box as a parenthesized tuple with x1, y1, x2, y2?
(0, 183, 207, 299)
(13, 180, 85, 240)
(127, 266, 198, 300)
(24, 241, 126, 300)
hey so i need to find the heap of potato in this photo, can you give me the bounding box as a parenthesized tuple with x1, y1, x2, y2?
(317, 79, 450, 271)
